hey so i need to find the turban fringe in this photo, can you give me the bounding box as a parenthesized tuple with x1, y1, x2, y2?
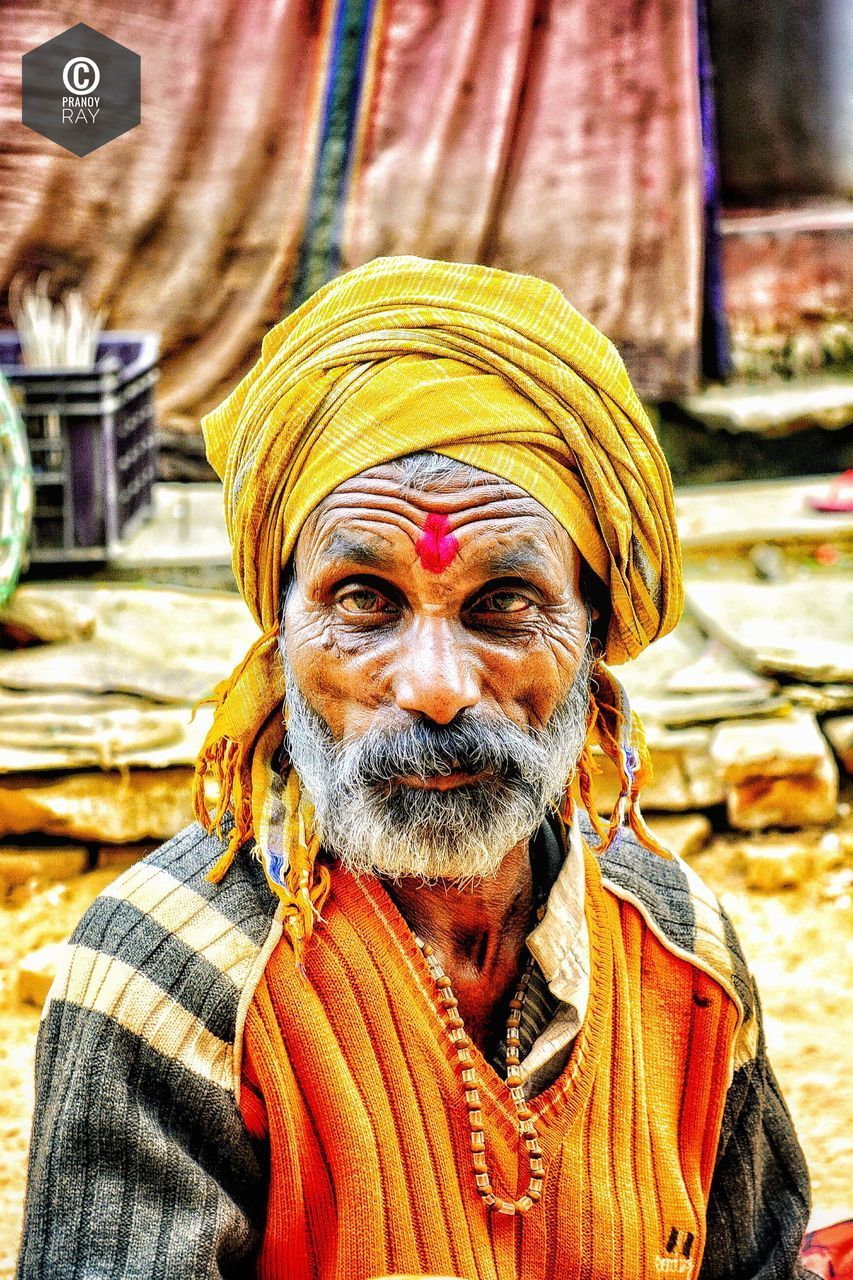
(194, 256, 683, 965)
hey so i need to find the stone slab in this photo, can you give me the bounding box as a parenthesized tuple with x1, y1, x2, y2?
(574, 725, 726, 814)
(686, 575, 853, 682)
(0, 585, 259, 703)
(737, 840, 816, 891)
(665, 638, 776, 696)
(730, 821, 852, 891)
(109, 483, 231, 569)
(0, 689, 145, 715)
(0, 767, 196, 843)
(677, 378, 853, 436)
(0, 702, 213, 773)
(97, 845, 155, 869)
(0, 639, 217, 704)
(645, 813, 713, 859)
(0, 845, 88, 893)
(617, 621, 779, 730)
(675, 476, 853, 552)
(18, 942, 64, 1008)
(824, 716, 853, 776)
(787, 685, 853, 714)
(632, 690, 788, 728)
(726, 754, 838, 831)
(0, 588, 96, 644)
(710, 711, 831, 783)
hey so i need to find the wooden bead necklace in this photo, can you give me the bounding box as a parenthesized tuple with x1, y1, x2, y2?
(414, 903, 547, 1216)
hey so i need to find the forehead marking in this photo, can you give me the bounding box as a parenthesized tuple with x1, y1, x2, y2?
(415, 512, 460, 573)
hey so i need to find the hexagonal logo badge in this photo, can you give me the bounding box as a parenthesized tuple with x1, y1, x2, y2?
(22, 23, 140, 157)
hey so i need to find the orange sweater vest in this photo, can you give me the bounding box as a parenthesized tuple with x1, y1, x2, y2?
(241, 847, 739, 1280)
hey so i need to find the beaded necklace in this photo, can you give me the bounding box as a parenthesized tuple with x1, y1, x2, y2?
(413, 899, 548, 1216)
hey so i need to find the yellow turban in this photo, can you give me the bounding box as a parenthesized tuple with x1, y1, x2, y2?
(195, 255, 683, 960)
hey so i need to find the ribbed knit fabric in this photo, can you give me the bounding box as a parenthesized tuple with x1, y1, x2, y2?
(241, 844, 739, 1280)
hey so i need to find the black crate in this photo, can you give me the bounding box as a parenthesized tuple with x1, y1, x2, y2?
(0, 332, 158, 562)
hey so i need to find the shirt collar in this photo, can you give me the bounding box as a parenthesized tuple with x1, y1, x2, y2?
(525, 811, 590, 1012)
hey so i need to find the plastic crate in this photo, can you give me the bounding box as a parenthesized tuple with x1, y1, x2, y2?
(0, 332, 158, 562)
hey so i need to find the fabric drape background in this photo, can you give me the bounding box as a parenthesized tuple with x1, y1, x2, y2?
(0, 0, 704, 434)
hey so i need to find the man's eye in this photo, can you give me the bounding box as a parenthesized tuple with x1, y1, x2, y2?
(476, 591, 530, 614)
(336, 589, 394, 615)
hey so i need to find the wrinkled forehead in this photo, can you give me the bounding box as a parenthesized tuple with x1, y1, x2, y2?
(292, 452, 582, 585)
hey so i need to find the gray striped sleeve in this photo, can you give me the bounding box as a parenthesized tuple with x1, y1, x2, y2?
(17, 823, 279, 1279)
(701, 981, 815, 1280)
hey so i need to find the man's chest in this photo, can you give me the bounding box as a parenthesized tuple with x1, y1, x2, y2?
(242, 870, 738, 1280)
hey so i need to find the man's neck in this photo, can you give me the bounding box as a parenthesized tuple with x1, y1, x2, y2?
(383, 840, 536, 1053)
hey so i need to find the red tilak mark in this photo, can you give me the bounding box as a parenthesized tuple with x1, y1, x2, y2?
(416, 512, 459, 573)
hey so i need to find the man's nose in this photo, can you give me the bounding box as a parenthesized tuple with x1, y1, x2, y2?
(394, 618, 479, 724)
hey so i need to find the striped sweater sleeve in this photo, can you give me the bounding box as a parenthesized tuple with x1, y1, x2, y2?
(17, 823, 281, 1280)
(702, 970, 815, 1279)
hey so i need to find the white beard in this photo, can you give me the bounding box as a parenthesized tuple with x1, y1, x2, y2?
(280, 642, 592, 885)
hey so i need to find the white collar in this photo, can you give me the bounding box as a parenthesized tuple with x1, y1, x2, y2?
(525, 811, 590, 1014)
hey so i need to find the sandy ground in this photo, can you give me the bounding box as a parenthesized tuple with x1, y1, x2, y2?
(1, 835, 851, 1275)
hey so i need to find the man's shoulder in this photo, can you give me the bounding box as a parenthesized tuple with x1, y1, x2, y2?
(592, 820, 754, 1025)
(44, 823, 281, 1090)
(69, 820, 280, 954)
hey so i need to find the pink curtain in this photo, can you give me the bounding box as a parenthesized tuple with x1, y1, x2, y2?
(0, 0, 703, 434)
(346, 0, 703, 395)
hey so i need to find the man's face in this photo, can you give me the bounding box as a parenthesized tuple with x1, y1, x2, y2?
(281, 457, 594, 881)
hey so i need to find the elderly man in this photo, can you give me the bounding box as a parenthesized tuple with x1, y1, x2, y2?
(18, 258, 813, 1280)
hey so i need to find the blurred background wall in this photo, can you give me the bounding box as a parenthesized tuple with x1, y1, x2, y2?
(0, 0, 849, 466)
(1, 0, 709, 439)
(709, 0, 852, 198)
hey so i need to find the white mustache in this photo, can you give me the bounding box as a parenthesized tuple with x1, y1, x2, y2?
(278, 639, 593, 885)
